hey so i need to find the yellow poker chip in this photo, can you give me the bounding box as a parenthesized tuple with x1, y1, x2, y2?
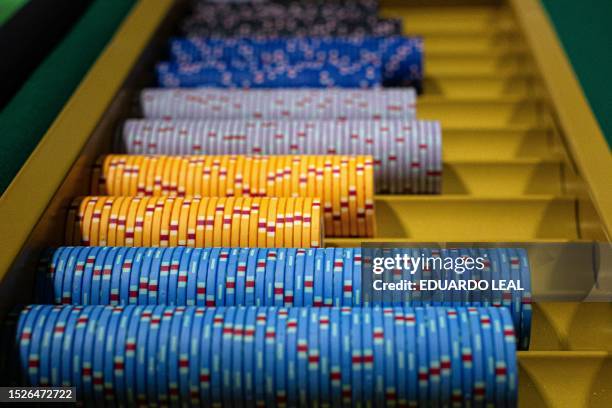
(298, 155, 308, 198)
(339, 156, 350, 237)
(201, 156, 213, 197)
(283, 156, 292, 197)
(301, 197, 313, 248)
(136, 154, 150, 195)
(87, 197, 104, 246)
(234, 155, 246, 197)
(322, 156, 334, 236)
(150, 197, 166, 246)
(248, 198, 260, 248)
(203, 197, 216, 247)
(274, 156, 285, 197)
(257, 156, 269, 197)
(186, 197, 201, 247)
(75, 197, 93, 245)
(355, 156, 366, 237)
(314, 155, 325, 202)
(98, 197, 115, 246)
(150, 156, 165, 195)
(185, 157, 197, 197)
(142, 197, 156, 246)
(239, 197, 252, 247)
(218, 156, 230, 197)
(168, 196, 183, 247)
(124, 196, 140, 246)
(231, 197, 243, 247)
(221, 197, 234, 246)
(159, 197, 176, 247)
(306, 156, 316, 198)
(275, 197, 286, 248)
(331, 156, 342, 236)
(176, 156, 189, 196)
(114, 196, 131, 246)
(289, 155, 301, 198)
(143, 156, 159, 195)
(157, 155, 170, 195)
(101, 156, 115, 195)
(311, 198, 322, 248)
(292, 197, 304, 248)
(283, 197, 294, 248)
(113, 156, 127, 197)
(347, 156, 358, 237)
(244, 156, 256, 197)
(213, 197, 228, 246)
(130, 156, 144, 196)
(192, 156, 204, 198)
(132, 196, 149, 246)
(266, 197, 278, 248)
(195, 196, 209, 247)
(364, 156, 376, 237)
(226, 155, 238, 197)
(120, 156, 134, 196)
(209, 157, 221, 197)
(256, 196, 269, 248)
(90, 157, 104, 195)
(169, 156, 181, 196)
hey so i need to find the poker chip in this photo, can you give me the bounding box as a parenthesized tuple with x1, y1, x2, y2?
(9, 305, 517, 404)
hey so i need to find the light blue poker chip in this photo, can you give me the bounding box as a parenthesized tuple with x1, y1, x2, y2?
(185, 248, 200, 306)
(210, 308, 225, 405)
(254, 249, 267, 306)
(307, 307, 320, 405)
(146, 306, 164, 404)
(92, 306, 112, 403)
(404, 307, 417, 406)
(119, 248, 137, 305)
(415, 307, 428, 406)
(243, 307, 257, 406)
(254, 307, 267, 406)
(489, 307, 509, 408)
(221, 307, 236, 407)
(232, 307, 246, 406)
(285, 308, 299, 407)
(323, 248, 335, 306)
(158, 247, 175, 305)
(371, 307, 385, 406)
(264, 249, 277, 306)
(226, 248, 240, 306)
(296, 307, 309, 406)
(137, 248, 154, 305)
(245, 248, 258, 306)
(46, 306, 67, 386)
(293, 248, 306, 306)
(128, 248, 145, 305)
(235, 249, 250, 306)
(383, 307, 397, 404)
(497, 307, 518, 406)
(303, 249, 315, 306)
(318, 307, 331, 405)
(206, 248, 220, 307)
(393, 307, 407, 406)
(188, 307, 205, 405)
(216, 249, 230, 306)
(104, 306, 123, 404)
(425, 307, 441, 405)
(360, 307, 373, 406)
(329, 307, 342, 406)
(342, 248, 353, 306)
(274, 249, 287, 307)
(284, 248, 296, 306)
(436, 307, 452, 406)
(168, 247, 186, 305)
(264, 307, 276, 407)
(467, 307, 485, 405)
(60, 306, 82, 387)
(134, 306, 152, 405)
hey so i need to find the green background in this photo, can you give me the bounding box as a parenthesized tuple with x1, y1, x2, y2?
(0, 0, 609, 194)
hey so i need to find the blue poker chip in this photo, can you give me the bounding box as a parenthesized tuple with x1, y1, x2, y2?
(352, 249, 362, 306)
(339, 306, 352, 405)
(404, 307, 417, 406)
(426, 307, 441, 405)
(497, 307, 518, 406)
(158, 247, 175, 304)
(445, 308, 462, 406)
(489, 307, 508, 407)
(127, 248, 144, 305)
(507, 248, 521, 343)
(104, 306, 123, 404)
(124, 306, 142, 404)
(518, 248, 532, 350)
(189, 308, 205, 405)
(50, 306, 71, 385)
(70, 306, 91, 397)
(92, 307, 112, 402)
(81, 306, 103, 403)
(226, 248, 240, 306)
(50, 247, 68, 304)
(293, 249, 306, 307)
(119, 248, 138, 305)
(108, 247, 128, 305)
(350, 307, 363, 403)
(222, 307, 236, 407)
(264, 249, 277, 306)
(60, 306, 81, 386)
(195, 249, 210, 307)
(177, 306, 194, 404)
(39, 306, 61, 386)
(232, 307, 246, 406)
(62, 247, 82, 304)
(415, 307, 428, 406)
(323, 248, 335, 306)
(275, 306, 288, 407)
(39, 306, 62, 387)
(84, 247, 104, 305)
(114, 306, 134, 403)
(393, 307, 407, 405)
(24, 305, 46, 385)
(383, 307, 397, 404)
(210, 308, 225, 405)
(216, 249, 230, 306)
(98, 247, 118, 305)
(284, 248, 296, 306)
(457, 308, 473, 403)
(254, 308, 267, 406)
(254, 249, 267, 306)
(341, 248, 353, 306)
(361, 307, 373, 406)
(468, 307, 485, 405)
(479, 307, 496, 406)
(436, 307, 452, 406)
(67, 247, 89, 305)
(168, 307, 185, 404)
(264, 308, 276, 407)
(371, 307, 385, 406)
(155, 307, 172, 403)
(145, 306, 161, 404)
(185, 249, 200, 306)
(329, 308, 342, 406)
(318, 308, 331, 405)
(137, 249, 154, 305)
(168, 247, 185, 305)
(206, 248, 220, 307)
(245, 248, 259, 306)
(296, 307, 309, 406)
(286, 308, 299, 407)
(303, 249, 315, 306)
(134, 307, 151, 405)
(236, 249, 250, 306)
(308, 307, 320, 405)
(243, 307, 256, 406)
(274, 249, 287, 306)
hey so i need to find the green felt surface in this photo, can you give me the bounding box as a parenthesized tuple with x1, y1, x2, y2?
(0, 0, 28, 25)
(541, 0, 612, 149)
(0, 0, 136, 195)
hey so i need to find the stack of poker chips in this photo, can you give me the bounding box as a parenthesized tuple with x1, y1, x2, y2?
(93, 155, 376, 237)
(120, 119, 441, 194)
(8, 305, 518, 406)
(35, 246, 531, 349)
